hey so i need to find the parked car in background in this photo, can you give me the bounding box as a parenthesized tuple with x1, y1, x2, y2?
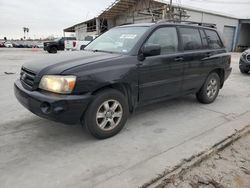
(239, 49, 250, 74)
(0, 41, 5, 48)
(37, 43, 44, 48)
(78, 35, 98, 50)
(43, 37, 76, 53)
(15, 22, 232, 139)
(4, 41, 13, 48)
(12, 42, 25, 48)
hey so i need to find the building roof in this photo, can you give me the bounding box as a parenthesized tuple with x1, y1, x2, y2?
(64, 0, 239, 32)
(155, 0, 238, 19)
(64, 18, 96, 32)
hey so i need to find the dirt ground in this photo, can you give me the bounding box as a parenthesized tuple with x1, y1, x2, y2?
(158, 132, 250, 188)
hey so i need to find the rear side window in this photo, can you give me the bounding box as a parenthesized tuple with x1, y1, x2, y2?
(204, 30, 223, 49)
(145, 27, 178, 55)
(179, 27, 202, 51)
(199, 29, 208, 48)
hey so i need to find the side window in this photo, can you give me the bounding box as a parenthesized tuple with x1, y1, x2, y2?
(145, 27, 178, 55)
(199, 29, 209, 49)
(179, 27, 203, 51)
(204, 29, 223, 49)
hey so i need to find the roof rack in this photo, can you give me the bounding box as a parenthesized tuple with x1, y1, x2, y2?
(157, 20, 217, 29)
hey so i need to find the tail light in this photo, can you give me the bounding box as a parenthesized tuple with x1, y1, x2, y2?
(73, 41, 76, 47)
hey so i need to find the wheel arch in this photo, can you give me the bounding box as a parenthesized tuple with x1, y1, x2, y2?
(91, 83, 134, 113)
(210, 68, 225, 88)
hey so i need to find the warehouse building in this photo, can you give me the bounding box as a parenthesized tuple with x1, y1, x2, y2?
(64, 0, 250, 51)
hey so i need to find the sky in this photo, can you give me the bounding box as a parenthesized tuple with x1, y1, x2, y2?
(0, 0, 250, 40)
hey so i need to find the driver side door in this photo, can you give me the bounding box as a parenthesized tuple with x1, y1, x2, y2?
(138, 26, 184, 103)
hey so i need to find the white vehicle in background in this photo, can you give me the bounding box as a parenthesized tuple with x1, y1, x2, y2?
(77, 35, 98, 50)
(64, 37, 77, 51)
(4, 41, 13, 48)
(64, 35, 98, 51)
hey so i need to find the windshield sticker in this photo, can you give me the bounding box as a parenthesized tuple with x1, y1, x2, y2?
(120, 34, 137, 39)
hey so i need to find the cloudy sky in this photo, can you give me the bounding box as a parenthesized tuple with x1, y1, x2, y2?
(0, 0, 249, 39)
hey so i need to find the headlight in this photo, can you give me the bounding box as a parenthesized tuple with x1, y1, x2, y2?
(39, 75, 76, 94)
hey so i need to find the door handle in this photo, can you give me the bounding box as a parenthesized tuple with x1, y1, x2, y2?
(206, 52, 212, 57)
(174, 57, 184, 62)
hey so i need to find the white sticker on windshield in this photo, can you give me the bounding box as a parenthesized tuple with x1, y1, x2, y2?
(120, 34, 137, 39)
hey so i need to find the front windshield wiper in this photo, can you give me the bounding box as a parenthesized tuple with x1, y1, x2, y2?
(92, 49, 114, 54)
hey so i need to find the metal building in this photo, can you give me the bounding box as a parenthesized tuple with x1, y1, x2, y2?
(64, 0, 250, 52)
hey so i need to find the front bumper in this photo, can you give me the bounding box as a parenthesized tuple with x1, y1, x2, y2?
(239, 58, 250, 70)
(224, 67, 232, 81)
(14, 79, 93, 124)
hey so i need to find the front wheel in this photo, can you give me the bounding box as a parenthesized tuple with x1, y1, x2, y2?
(196, 72, 220, 104)
(83, 89, 129, 139)
(48, 47, 57, 53)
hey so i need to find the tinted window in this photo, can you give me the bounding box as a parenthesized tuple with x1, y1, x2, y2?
(200, 29, 208, 48)
(145, 27, 178, 55)
(84, 36, 94, 41)
(205, 30, 223, 49)
(179, 27, 202, 51)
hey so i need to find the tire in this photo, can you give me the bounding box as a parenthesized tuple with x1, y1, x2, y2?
(83, 89, 129, 139)
(240, 68, 249, 74)
(196, 72, 221, 104)
(48, 47, 57, 53)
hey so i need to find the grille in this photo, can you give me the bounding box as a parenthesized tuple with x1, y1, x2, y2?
(20, 67, 36, 89)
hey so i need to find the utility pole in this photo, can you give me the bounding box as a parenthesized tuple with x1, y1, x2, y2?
(169, 0, 173, 20)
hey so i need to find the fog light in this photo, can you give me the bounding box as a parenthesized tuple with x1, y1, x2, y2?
(40, 102, 51, 114)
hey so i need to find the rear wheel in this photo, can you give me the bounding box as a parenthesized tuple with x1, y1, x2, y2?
(196, 72, 220, 104)
(83, 89, 129, 139)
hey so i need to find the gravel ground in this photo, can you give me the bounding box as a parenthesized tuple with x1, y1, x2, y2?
(158, 132, 250, 188)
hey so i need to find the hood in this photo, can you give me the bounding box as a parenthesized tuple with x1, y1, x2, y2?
(244, 49, 250, 53)
(23, 51, 122, 76)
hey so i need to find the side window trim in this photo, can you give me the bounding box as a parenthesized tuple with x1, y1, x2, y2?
(199, 29, 209, 49)
(141, 26, 180, 55)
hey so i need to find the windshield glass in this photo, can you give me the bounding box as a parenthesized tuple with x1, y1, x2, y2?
(85, 26, 148, 53)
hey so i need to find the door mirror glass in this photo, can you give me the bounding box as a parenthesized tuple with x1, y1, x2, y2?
(141, 44, 161, 57)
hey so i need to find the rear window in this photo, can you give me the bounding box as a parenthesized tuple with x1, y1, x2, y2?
(84, 36, 94, 41)
(204, 30, 223, 49)
(179, 27, 203, 51)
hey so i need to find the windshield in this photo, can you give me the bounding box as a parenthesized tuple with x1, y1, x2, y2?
(85, 26, 148, 53)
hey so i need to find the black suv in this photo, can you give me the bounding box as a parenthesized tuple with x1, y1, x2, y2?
(43, 37, 76, 53)
(15, 22, 232, 139)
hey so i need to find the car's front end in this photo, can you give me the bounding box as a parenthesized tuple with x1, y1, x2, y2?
(14, 65, 93, 124)
(14, 50, 126, 125)
(239, 50, 250, 73)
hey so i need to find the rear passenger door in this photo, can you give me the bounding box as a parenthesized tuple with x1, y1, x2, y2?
(178, 27, 208, 93)
(179, 27, 225, 94)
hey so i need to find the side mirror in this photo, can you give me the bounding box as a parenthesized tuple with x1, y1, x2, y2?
(141, 44, 161, 57)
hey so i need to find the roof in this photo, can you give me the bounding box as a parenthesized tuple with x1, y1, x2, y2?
(99, 0, 139, 19)
(155, 0, 239, 19)
(64, 0, 239, 32)
(64, 17, 96, 32)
